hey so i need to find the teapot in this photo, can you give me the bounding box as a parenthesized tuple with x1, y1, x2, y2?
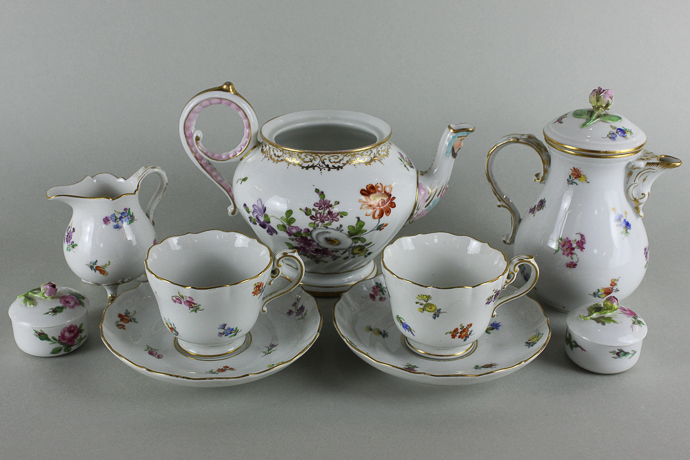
(47, 166, 168, 304)
(179, 82, 474, 296)
(486, 88, 681, 312)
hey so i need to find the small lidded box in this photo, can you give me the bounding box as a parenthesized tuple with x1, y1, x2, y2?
(9, 282, 89, 357)
(565, 296, 647, 374)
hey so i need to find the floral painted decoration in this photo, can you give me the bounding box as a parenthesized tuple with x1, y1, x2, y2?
(164, 318, 178, 336)
(525, 332, 544, 348)
(145, 345, 163, 359)
(34, 323, 86, 355)
(610, 348, 637, 359)
(485, 289, 501, 305)
(447, 134, 468, 159)
(573, 87, 621, 128)
(567, 167, 589, 186)
(217, 323, 241, 338)
(474, 363, 498, 370)
(528, 198, 546, 216)
(207, 365, 235, 374)
(591, 278, 620, 299)
(619, 306, 645, 329)
(403, 363, 420, 373)
(86, 260, 110, 276)
(565, 330, 586, 352)
(172, 292, 203, 313)
(245, 187, 390, 264)
(485, 321, 501, 334)
(644, 246, 649, 268)
(252, 281, 265, 297)
(115, 309, 138, 329)
(445, 323, 473, 341)
(364, 325, 388, 338)
(65, 224, 77, 251)
(261, 343, 278, 356)
(554, 233, 586, 268)
(396, 315, 415, 336)
(286, 300, 307, 320)
(580, 296, 619, 325)
(44, 291, 87, 316)
(369, 281, 387, 302)
(613, 209, 631, 236)
(415, 294, 445, 319)
(605, 126, 633, 141)
(103, 208, 136, 229)
(398, 152, 414, 171)
(554, 114, 567, 124)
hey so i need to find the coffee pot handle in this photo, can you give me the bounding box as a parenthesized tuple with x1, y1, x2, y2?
(131, 165, 169, 225)
(485, 134, 550, 244)
(491, 255, 539, 315)
(261, 249, 306, 313)
(179, 82, 260, 216)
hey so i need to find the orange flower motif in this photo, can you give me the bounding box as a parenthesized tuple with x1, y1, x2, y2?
(117, 313, 130, 324)
(570, 167, 583, 180)
(359, 183, 396, 220)
(252, 281, 264, 296)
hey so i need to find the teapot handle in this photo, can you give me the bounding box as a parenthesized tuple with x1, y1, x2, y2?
(131, 165, 169, 225)
(179, 82, 260, 216)
(485, 134, 550, 244)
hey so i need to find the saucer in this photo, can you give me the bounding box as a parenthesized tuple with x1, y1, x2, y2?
(333, 276, 550, 385)
(100, 282, 322, 387)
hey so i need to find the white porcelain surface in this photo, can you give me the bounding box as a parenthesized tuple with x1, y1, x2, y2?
(179, 83, 474, 294)
(145, 230, 304, 356)
(486, 89, 681, 312)
(334, 276, 550, 385)
(100, 282, 321, 387)
(565, 297, 647, 374)
(9, 283, 89, 357)
(47, 166, 168, 303)
(381, 233, 538, 358)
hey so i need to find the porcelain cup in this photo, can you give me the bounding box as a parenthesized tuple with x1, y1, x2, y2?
(145, 230, 304, 357)
(381, 233, 539, 359)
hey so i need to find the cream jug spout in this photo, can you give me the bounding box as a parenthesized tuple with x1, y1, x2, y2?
(625, 152, 682, 217)
(407, 123, 474, 223)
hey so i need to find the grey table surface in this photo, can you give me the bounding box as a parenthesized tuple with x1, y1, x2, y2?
(2, 1, 689, 459)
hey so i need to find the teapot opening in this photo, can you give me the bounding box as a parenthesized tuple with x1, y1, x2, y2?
(275, 124, 378, 152)
(261, 110, 391, 153)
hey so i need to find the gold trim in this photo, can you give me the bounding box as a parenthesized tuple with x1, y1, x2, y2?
(47, 170, 149, 202)
(332, 289, 551, 379)
(99, 290, 323, 382)
(543, 132, 645, 158)
(144, 230, 273, 290)
(260, 141, 391, 172)
(174, 334, 252, 360)
(448, 125, 476, 134)
(402, 336, 477, 360)
(381, 232, 509, 290)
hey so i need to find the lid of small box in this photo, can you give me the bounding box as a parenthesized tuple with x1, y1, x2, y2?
(9, 283, 89, 327)
(567, 296, 647, 347)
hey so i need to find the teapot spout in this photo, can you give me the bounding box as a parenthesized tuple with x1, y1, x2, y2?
(407, 123, 474, 223)
(626, 151, 681, 217)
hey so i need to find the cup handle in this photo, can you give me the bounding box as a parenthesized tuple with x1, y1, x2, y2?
(261, 249, 306, 313)
(491, 255, 539, 316)
(131, 165, 169, 225)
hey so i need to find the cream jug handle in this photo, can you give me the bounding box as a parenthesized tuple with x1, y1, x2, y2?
(131, 165, 169, 225)
(261, 249, 306, 313)
(179, 82, 260, 216)
(491, 255, 539, 316)
(485, 134, 550, 244)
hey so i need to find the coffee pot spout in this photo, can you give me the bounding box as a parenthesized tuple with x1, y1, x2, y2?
(407, 123, 474, 223)
(626, 151, 682, 217)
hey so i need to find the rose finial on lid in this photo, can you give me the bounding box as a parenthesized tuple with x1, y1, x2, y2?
(573, 87, 622, 128)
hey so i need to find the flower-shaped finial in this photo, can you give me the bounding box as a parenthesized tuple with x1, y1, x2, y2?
(573, 87, 621, 128)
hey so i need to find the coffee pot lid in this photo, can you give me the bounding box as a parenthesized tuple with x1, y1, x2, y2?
(543, 87, 647, 158)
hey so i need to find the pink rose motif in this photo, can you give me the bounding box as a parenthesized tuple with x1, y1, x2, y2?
(58, 324, 81, 347)
(41, 282, 58, 298)
(59, 294, 80, 309)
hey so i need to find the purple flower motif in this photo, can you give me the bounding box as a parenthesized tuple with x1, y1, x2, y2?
(249, 199, 277, 235)
(103, 216, 111, 225)
(575, 233, 586, 251)
(314, 198, 332, 210)
(41, 282, 58, 298)
(566, 261, 578, 268)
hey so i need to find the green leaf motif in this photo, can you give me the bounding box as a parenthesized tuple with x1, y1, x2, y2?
(572, 109, 591, 119)
(600, 114, 622, 123)
(51, 347, 63, 355)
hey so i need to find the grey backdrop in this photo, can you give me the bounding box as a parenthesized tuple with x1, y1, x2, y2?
(2, 1, 688, 459)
